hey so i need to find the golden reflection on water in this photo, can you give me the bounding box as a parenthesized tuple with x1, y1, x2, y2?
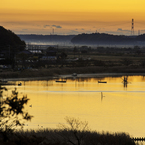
(4, 76, 145, 137)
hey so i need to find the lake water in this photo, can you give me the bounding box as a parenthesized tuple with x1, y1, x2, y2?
(4, 75, 145, 138)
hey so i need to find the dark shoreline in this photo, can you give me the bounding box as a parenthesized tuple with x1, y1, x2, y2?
(1, 66, 145, 81)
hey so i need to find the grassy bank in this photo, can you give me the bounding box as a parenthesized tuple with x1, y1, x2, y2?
(1, 65, 145, 79)
(0, 129, 135, 145)
(2, 51, 145, 79)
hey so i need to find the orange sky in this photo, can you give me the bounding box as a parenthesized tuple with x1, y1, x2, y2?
(1, 0, 145, 35)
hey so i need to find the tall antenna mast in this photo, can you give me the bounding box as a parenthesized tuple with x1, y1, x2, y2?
(131, 19, 134, 35)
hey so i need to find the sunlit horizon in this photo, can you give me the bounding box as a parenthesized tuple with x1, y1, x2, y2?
(1, 0, 145, 35)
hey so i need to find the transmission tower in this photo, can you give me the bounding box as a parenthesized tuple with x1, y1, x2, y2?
(131, 19, 134, 35)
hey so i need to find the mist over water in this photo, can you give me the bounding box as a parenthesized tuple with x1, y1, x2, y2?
(19, 34, 145, 48)
(26, 41, 141, 49)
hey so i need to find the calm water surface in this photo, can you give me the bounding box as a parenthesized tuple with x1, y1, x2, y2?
(5, 75, 145, 137)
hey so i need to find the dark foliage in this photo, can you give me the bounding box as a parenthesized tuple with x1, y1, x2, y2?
(0, 86, 33, 142)
(18, 34, 75, 42)
(0, 26, 26, 52)
(121, 58, 133, 66)
(71, 32, 145, 45)
(0, 129, 135, 145)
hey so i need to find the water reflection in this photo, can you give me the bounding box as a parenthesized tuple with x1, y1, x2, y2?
(5, 75, 145, 138)
(101, 92, 105, 101)
(122, 76, 128, 88)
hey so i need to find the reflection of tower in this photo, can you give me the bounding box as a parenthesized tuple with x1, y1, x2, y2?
(131, 19, 134, 35)
(101, 92, 105, 101)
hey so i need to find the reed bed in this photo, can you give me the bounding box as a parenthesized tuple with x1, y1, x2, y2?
(0, 128, 135, 145)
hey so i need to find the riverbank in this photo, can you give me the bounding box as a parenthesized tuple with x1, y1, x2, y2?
(0, 66, 145, 81)
(0, 128, 135, 145)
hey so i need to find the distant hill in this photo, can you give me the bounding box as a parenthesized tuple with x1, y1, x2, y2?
(18, 34, 76, 44)
(71, 33, 145, 45)
(0, 26, 26, 51)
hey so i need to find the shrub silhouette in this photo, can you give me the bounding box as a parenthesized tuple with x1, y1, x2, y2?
(58, 116, 89, 145)
(0, 86, 33, 142)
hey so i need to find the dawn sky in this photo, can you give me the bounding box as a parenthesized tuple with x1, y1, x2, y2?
(1, 0, 145, 35)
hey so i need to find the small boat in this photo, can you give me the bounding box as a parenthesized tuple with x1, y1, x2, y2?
(18, 82, 22, 86)
(98, 81, 107, 83)
(56, 80, 66, 83)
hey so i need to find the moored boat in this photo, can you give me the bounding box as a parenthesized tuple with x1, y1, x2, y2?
(98, 81, 107, 83)
(56, 80, 66, 83)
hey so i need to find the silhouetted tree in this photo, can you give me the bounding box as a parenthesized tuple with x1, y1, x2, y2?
(0, 86, 33, 142)
(58, 116, 89, 145)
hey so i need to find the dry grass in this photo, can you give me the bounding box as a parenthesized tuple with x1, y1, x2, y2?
(68, 53, 145, 61)
(0, 65, 145, 80)
(0, 129, 135, 145)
